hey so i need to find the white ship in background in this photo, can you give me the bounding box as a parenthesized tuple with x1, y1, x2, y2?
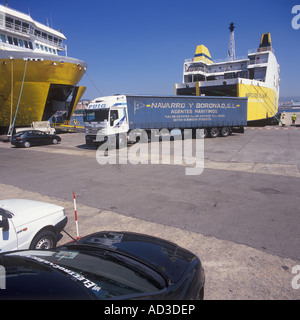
(175, 23, 280, 126)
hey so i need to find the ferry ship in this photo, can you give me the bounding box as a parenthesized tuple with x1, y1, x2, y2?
(279, 100, 300, 112)
(175, 24, 280, 126)
(0, 4, 87, 132)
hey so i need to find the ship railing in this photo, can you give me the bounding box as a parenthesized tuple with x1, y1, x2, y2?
(184, 55, 248, 64)
(184, 48, 275, 66)
(0, 21, 31, 37)
(184, 64, 247, 74)
(1, 41, 33, 52)
(33, 33, 65, 51)
(248, 47, 275, 54)
(248, 56, 269, 65)
(212, 55, 248, 63)
(0, 21, 65, 51)
(184, 65, 208, 73)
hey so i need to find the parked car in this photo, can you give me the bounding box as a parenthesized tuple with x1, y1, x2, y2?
(0, 199, 68, 253)
(11, 130, 61, 148)
(0, 231, 205, 300)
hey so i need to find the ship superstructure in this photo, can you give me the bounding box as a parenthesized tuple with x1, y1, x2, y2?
(175, 26, 280, 125)
(0, 4, 87, 131)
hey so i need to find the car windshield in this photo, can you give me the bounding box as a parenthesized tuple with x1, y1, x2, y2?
(3, 248, 164, 299)
(84, 109, 109, 122)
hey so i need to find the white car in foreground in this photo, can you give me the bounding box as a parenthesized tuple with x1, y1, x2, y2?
(0, 199, 68, 253)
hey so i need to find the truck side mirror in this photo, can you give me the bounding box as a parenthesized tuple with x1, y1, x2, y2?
(0, 210, 9, 232)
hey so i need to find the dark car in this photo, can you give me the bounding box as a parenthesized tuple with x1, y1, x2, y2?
(0, 231, 205, 300)
(11, 130, 61, 148)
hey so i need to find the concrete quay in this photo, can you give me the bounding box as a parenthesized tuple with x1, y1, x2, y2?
(0, 127, 300, 300)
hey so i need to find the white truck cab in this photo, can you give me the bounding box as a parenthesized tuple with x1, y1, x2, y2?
(84, 95, 129, 146)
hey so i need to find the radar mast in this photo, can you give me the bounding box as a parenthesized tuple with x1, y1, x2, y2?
(228, 22, 236, 61)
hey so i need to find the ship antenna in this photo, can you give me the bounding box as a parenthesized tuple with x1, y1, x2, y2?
(228, 22, 236, 61)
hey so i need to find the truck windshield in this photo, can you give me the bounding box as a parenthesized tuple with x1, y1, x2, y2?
(84, 109, 109, 122)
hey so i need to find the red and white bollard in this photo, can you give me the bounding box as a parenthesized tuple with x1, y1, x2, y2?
(73, 192, 79, 239)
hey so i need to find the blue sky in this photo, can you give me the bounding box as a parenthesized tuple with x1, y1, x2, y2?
(5, 0, 300, 100)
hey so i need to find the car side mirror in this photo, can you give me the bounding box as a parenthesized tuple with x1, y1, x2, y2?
(0, 210, 9, 232)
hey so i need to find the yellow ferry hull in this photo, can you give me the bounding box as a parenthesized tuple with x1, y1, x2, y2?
(237, 83, 278, 123)
(0, 53, 87, 128)
(175, 81, 279, 125)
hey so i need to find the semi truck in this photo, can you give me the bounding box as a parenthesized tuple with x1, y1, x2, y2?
(83, 94, 247, 147)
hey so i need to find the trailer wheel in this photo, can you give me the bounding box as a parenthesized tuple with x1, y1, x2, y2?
(194, 128, 208, 139)
(210, 127, 219, 138)
(201, 128, 208, 138)
(221, 127, 230, 137)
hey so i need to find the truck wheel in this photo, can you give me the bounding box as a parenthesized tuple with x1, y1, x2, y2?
(117, 134, 126, 149)
(24, 141, 31, 148)
(221, 127, 230, 137)
(210, 128, 219, 138)
(30, 230, 57, 250)
(141, 131, 150, 143)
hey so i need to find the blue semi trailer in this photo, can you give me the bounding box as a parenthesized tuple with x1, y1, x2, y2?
(84, 94, 247, 146)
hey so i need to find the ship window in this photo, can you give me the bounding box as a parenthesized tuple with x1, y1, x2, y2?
(7, 36, 13, 45)
(48, 35, 53, 42)
(24, 40, 28, 48)
(42, 32, 47, 40)
(35, 29, 41, 37)
(0, 14, 3, 26)
(29, 42, 33, 50)
(5, 17, 13, 29)
(13, 37, 18, 46)
(237, 71, 249, 79)
(22, 22, 29, 33)
(194, 74, 205, 81)
(254, 67, 266, 81)
(0, 34, 6, 43)
(224, 72, 237, 79)
(40, 44, 44, 50)
(18, 39, 24, 47)
(14, 20, 21, 31)
(45, 46, 48, 52)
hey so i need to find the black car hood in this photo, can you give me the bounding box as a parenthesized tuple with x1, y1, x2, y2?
(69, 231, 199, 284)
